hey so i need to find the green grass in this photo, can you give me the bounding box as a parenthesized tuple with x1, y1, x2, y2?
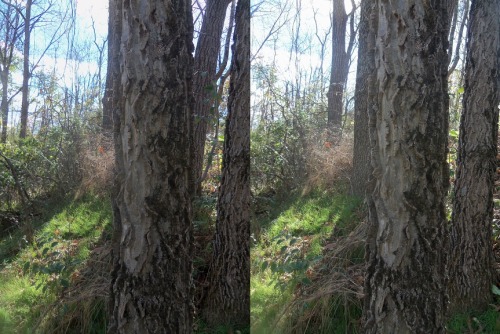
(0, 194, 112, 333)
(251, 189, 362, 333)
(447, 307, 500, 334)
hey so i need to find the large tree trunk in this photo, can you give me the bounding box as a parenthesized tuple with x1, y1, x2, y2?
(19, 0, 31, 139)
(351, 0, 376, 198)
(363, 1, 450, 333)
(192, 0, 232, 195)
(448, 0, 500, 314)
(326, 0, 348, 135)
(203, 0, 250, 328)
(108, 0, 195, 333)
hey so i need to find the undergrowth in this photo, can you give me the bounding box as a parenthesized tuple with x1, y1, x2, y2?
(0, 194, 112, 333)
(251, 187, 362, 333)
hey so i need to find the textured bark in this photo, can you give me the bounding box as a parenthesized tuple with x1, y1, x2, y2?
(448, 0, 500, 314)
(204, 0, 250, 327)
(192, 0, 232, 195)
(326, 0, 348, 134)
(19, 0, 31, 139)
(363, 1, 450, 333)
(108, 0, 195, 333)
(351, 0, 376, 198)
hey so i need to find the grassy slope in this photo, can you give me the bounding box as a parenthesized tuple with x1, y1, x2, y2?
(251, 188, 500, 334)
(251, 188, 361, 333)
(0, 194, 112, 333)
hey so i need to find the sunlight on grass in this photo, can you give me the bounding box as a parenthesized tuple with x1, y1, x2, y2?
(0, 194, 112, 333)
(251, 190, 361, 333)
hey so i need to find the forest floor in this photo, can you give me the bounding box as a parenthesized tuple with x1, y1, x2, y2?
(251, 154, 500, 334)
(0, 167, 499, 333)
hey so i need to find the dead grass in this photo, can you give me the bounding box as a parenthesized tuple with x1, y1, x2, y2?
(34, 241, 112, 333)
(76, 133, 114, 198)
(302, 135, 353, 195)
(279, 218, 367, 333)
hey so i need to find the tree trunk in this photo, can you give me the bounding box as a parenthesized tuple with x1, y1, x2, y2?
(363, 1, 450, 333)
(351, 0, 375, 198)
(1, 71, 8, 143)
(448, 0, 499, 314)
(326, 0, 348, 136)
(192, 0, 232, 195)
(102, 0, 118, 133)
(108, 0, 195, 332)
(204, 0, 250, 328)
(19, 0, 31, 139)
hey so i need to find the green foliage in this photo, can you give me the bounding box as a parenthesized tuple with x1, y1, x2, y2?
(447, 307, 500, 334)
(0, 194, 111, 333)
(0, 128, 85, 209)
(251, 190, 361, 333)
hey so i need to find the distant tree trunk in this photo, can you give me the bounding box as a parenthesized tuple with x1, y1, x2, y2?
(204, 0, 250, 328)
(192, 0, 232, 196)
(448, 0, 499, 314)
(447, 0, 469, 77)
(326, 0, 348, 136)
(363, 1, 450, 333)
(19, 0, 31, 139)
(102, 0, 118, 133)
(108, 0, 195, 332)
(351, 0, 375, 198)
(1, 71, 8, 143)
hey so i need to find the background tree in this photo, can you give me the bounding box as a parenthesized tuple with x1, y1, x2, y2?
(0, 1, 22, 143)
(326, 0, 348, 135)
(108, 0, 195, 332)
(448, 0, 500, 314)
(363, 1, 450, 332)
(351, 0, 375, 198)
(102, 0, 119, 133)
(203, 0, 250, 328)
(192, 0, 233, 195)
(18, 0, 31, 138)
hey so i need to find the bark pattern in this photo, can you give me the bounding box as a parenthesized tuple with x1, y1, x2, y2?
(448, 0, 500, 314)
(109, 1, 195, 333)
(204, 0, 250, 327)
(364, 1, 450, 333)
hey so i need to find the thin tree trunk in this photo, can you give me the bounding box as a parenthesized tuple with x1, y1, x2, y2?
(326, 0, 348, 136)
(19, 0, 31, 139)
(102, 0, 117, 133)
(351, 0, 375, 198)
(1, 72, 8, 143)
(448, 0, 500, 314)
(108, 0, 195, 332)
(192, 0, 232, 196)
(204, 0, 250, 327)
(448, 0, 469, 77)
(364, 1, 450, 333)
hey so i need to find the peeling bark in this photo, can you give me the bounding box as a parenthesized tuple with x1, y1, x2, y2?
(108, 0, 195, 332)
(364, 1, 450, 332)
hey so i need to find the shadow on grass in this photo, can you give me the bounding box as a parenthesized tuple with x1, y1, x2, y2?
(0, 193, 113, 333)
